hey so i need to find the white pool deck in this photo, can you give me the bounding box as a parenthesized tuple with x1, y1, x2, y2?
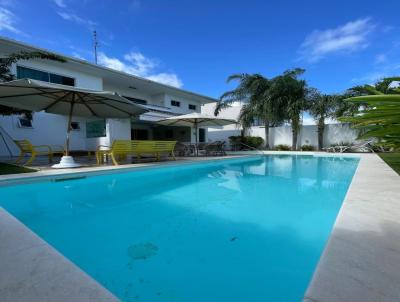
(0, 152, 399, 301)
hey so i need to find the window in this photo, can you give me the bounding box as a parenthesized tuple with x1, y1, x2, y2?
(16, 66, 75, 86)
(188, 104, 196, 110)
(18, 117, 33, 128)
(70, 122, 80, 131)
(171, 100, 180, 107)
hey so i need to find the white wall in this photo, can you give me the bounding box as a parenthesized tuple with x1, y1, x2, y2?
(203, 102, 359, 149)
(206, 123, 359, 149)
(164, 94, 202, 114)
(0, 112, 91, 155)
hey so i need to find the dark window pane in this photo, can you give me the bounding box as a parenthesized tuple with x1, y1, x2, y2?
(70, 122, 80, 130)
(188, 104, 196, 110)
(49, 73, 75, 86)
(17, 66, 48, 82)
(18, 118, 33, 128)
(17, 66, 75, 86)
(171, 100, 180, 107)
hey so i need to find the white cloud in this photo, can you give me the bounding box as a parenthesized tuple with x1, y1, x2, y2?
(124, 52, 157, 75)
(98, 52, 183, 88)
(53, 0, 66, 8)
(146, 73, 183, 88)
(0, 7, 20, 33)
(57, 11, 96, 29)
(72, 52, 86, 60)
(299, 18, 375, 63)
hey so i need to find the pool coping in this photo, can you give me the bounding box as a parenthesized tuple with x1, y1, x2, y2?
(302, 153, 400, 302)
(1, 152, 399, 301)
(0, 155, 249, 186)
(0, 208, 120, 302)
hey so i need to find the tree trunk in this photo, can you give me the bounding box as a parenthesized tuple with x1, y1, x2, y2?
(264, 123, 270, 150)
(292, 127, 298, 151)
(317, 118, 325, 151)
(291, 118, 299, 151)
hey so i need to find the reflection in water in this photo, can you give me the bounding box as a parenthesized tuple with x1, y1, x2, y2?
(0, 155, 359, 302)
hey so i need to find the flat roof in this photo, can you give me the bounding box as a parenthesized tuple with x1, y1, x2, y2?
(0, 36, 218, 104)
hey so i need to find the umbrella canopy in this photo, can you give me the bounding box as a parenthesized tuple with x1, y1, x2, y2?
(0, 78, 146, 118)
(158, 112, 237, 127)
(157, 112, 237, 147)
(0, 78, 148, 167)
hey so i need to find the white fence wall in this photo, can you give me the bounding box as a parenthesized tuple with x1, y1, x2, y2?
(207, 123, 359, 149)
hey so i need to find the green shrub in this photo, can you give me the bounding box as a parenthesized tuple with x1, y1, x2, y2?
(228, 136, 264, 149)
(274, 144, 291, 151)
(243, 136, 264, 148)
(300, 144, 315, 151)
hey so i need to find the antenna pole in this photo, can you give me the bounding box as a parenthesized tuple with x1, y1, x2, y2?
(93, 30, 98, 64)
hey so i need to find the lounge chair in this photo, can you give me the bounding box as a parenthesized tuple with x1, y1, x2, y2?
(205, 141, 226, 156)
(14, 139, 64, 165)
(174, 142, 194, 157)
(96, 140, 177, 165)
(323, 140, 375, 153)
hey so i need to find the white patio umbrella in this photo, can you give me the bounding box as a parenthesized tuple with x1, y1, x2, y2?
(157, 112, 237, 155)
(0, 78, 147, 168)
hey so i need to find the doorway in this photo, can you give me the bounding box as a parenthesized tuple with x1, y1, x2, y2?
(199, 128, 206, 142)
(131, 128, 149, 140)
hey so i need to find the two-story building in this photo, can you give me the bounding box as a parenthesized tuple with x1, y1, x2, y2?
(0, 37, 217, 156)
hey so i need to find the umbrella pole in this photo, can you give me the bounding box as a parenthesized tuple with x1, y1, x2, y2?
(195, 120, 198, 156)
(52, 93, 81, 169)
(65, 99, 75, 156)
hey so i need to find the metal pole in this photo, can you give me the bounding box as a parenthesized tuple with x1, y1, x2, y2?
(93, 31, 98, 64)
(195, 120, 198, 156)
(65, 94, 75, 156)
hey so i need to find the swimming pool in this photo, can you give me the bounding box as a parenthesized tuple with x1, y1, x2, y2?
(0, 155, 359, 302)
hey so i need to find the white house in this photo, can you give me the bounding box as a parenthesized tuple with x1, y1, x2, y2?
(0, 37, 217, 156)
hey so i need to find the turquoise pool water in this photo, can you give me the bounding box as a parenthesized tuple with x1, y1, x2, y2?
(0, 155, 359, 302)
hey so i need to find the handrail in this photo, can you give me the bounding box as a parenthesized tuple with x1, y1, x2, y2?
(235, 142, 265, 156)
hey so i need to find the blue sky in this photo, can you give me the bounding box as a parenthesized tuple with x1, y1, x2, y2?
(0, 0, 399, 100)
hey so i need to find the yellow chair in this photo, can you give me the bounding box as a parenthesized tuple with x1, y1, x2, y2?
(14, 140, 64, 165)
(96, 140, 177, 165)
(96, 140, 131, 166)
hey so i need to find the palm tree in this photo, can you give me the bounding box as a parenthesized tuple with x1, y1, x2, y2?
(0, 50, 66, 117)
(308, 90, 339, 150)
(216, 73, 282, 149)
(340, 77, 400, 148)
(268, 68, 308, 150)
